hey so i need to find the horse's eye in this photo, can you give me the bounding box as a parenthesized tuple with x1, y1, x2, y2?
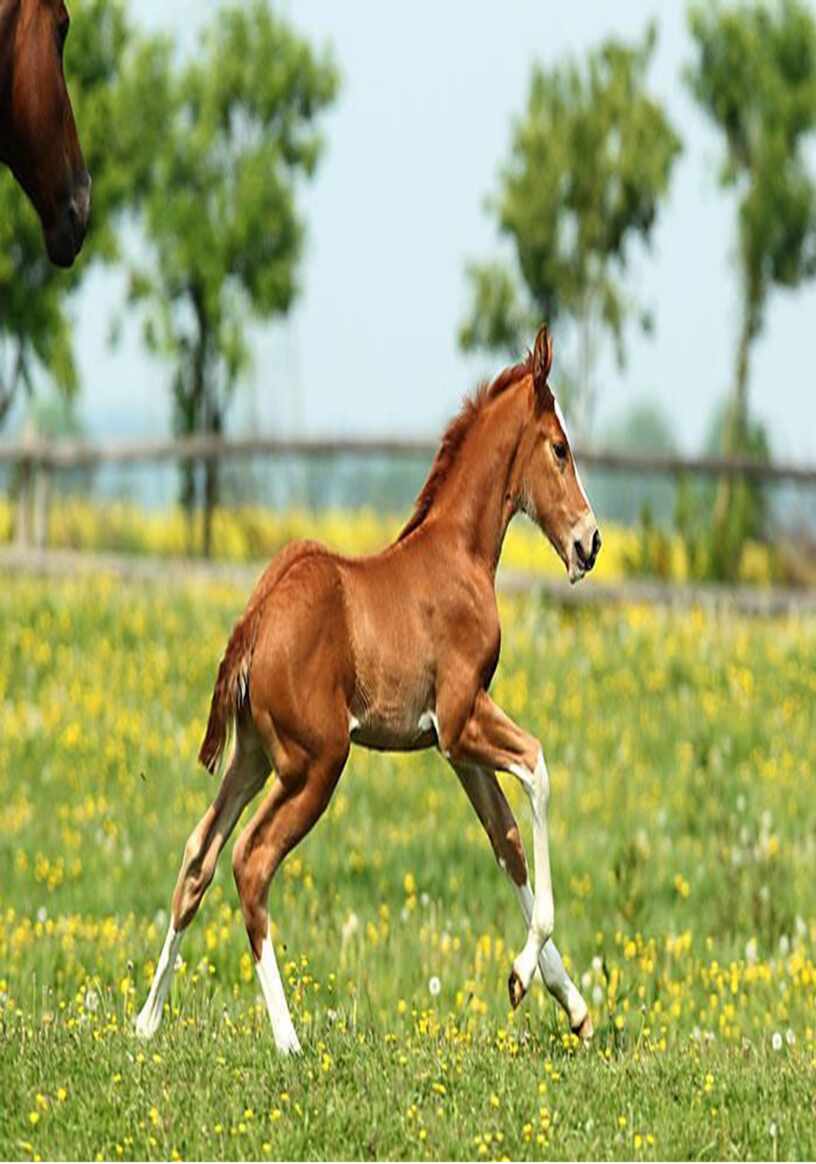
(553, 441, 568, 462)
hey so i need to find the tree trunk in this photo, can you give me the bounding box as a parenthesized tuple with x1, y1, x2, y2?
(713, 296, 756, 529)
(202, 399, 222, 560)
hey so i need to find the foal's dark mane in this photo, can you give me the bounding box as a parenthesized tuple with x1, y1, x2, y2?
(397, 350, 534, 543)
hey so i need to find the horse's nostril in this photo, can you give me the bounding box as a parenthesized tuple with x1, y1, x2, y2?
(574, 538, 587, 566)
(592, 529, 602, 558)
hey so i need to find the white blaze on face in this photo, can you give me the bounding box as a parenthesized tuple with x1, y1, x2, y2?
(553, 395, 590, 510)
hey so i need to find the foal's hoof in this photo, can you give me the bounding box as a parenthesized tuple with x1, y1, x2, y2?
(134, 1009, 159, 1041)
(508, 968, 526, 1009)
(572, 1012, 594, 1043)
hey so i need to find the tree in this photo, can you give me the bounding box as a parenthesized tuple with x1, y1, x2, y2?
(0, 0, 171, 427)
(460, 26, 681, 434)
(128, 0, 339, 556)
(686, 0, 816, 545)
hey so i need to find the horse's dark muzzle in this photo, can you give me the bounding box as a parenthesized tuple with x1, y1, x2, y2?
(46, 170, 91, 268)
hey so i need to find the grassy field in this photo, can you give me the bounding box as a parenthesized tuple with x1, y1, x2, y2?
(0, 572, 815, 1160)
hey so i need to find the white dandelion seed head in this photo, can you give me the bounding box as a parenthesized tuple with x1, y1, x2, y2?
(84, 988, 99, 1013)
(591, 955, 603, 973)
(36, 907, 48, 923)
(341, 912, 360, 944)
(771, 1031, 783, 1052)
(786, 1028, 795, 1046)
(428, 975, 441, 997)
(769, 1121, 778, 1138)
(779, 934, 790, 957)
(592, 985, 604, 1007)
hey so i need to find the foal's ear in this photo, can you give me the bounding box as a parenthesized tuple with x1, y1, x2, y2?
(532, 325, 553, 401)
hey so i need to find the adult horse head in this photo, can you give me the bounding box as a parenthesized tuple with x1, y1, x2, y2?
(0, 0, 90, 266)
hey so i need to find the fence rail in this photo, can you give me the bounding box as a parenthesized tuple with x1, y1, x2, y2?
(1, 432, 815, 551)
(1, 432, 816, 481)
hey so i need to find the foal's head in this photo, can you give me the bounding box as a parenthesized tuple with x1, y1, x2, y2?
(515, 326, 601, 583)
(0, 0, 90, 266)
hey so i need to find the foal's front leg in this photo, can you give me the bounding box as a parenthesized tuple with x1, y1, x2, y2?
(454, 763, 592, 1038)
(447, 690, 557, 1010)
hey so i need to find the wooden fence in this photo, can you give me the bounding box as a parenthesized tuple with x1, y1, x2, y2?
(2, 432, 815, 550)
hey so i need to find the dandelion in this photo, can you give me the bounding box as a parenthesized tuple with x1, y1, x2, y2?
(84, 987, 99, 1012)
(428, 975, 441, 997)
(786, 1028, 796, 1046)
(771, 1031, 783, 1051)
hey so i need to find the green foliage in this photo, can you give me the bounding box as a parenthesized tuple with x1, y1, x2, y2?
(460, 26, 680, 430)
(127, 0, 339, 550)
(675, 403, 774, 583)
(621, 502, 675, 579)
(687, 0, 816, 331)
(686, 0, 816, 576)
(0, 0, 169, 427)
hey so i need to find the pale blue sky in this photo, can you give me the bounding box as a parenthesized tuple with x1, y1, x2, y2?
(71, 0, 816, 458)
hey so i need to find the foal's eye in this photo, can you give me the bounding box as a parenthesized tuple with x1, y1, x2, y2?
(553, 441, 568, 462)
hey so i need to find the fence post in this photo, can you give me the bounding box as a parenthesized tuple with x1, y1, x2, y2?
(32, 459, 51, 550)
(14, 452, 33, 549)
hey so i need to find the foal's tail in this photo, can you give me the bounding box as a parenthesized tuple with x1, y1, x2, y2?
(198, 611, 258, 774)
(198, 540, 327, 774)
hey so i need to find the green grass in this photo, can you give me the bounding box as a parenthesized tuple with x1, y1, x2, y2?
(1, 574, 815, 1160)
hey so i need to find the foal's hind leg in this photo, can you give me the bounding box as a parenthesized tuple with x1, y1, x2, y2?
(453, 763, 592, 1039)
(135, 722, 269, 1039)
(232, 739, 348, 1053)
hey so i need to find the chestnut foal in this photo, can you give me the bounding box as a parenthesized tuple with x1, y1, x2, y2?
(136, 325, 601, 1051)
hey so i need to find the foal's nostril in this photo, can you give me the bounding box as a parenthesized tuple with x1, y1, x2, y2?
(574, 538, 587, 567)
(592, 529, 602, 559)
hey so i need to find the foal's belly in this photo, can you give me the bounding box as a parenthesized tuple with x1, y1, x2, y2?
(349, 707, 438, 753)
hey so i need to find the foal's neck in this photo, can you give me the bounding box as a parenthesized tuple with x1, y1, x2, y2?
(431, 386, 527, 576)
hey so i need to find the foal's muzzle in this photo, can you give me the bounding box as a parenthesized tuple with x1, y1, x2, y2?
(574, 528, 602, 573)
(568, 522, 601, 583)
